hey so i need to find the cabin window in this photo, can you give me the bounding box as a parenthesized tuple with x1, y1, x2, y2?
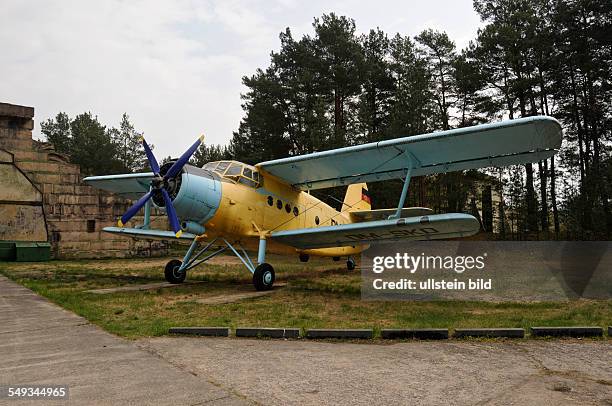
(277, 199, 283, 209)
(243, 167, 253, 179)
(267, 196, 274, 206)
(285, 203, 291, 213)
(315, 216, 320, 225)
(293, 206, 299, 216)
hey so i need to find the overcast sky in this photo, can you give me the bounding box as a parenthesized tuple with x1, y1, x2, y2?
(1, 0, 482, 158)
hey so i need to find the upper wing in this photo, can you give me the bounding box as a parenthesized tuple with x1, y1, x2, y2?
(83, 173, 154, 199)
(350, 207, 433, 222)
(257, 116, 562, 190)
(270, 213, 480, 249)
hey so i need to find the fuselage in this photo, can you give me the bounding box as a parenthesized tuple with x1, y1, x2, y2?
(174, 160, 365, 257)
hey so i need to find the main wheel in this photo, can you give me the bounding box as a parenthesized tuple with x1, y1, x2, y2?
(299, 253, 310, 262)
(164, 259, 186, 284)
(253, 263, 275, 291)
(346, 257, 356, 271)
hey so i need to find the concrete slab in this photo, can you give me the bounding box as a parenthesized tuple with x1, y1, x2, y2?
(141, 337, 612, 406)
(530, 326, 603, 337)
(305, 329, 373, 339)
(193, 283, 287, 304)
(169, 327, 230, 337)
(0, 276, 250, 405)
(235, 328, 300, 339)
(381, 328, 449, 340)
(454, 328, 525, 338)
(85, 280, 204, 294)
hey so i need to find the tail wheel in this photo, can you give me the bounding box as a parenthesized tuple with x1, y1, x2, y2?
(347, 258, 356, 271)
(165, 259, 186, 284)
(253, 263, 275, 291)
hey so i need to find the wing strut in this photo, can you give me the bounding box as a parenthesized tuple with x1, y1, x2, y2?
(389, 151, 414, 220)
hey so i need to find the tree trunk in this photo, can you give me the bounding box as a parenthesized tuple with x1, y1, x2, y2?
(550, 157, 560, 238)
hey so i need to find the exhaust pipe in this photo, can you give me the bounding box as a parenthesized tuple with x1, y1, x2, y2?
(181, 221, 205, 235)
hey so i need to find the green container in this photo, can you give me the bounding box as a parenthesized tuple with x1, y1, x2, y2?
(14, 242, 51, 262)
(0, 241, 16, 260)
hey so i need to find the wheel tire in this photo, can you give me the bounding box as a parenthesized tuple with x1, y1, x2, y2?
(253, 263, 275, 291)
(165, 259, 186, 284)
(299, 253, 310, 263)
(346, 258, 356, 271)
(332, 256, 340, 262)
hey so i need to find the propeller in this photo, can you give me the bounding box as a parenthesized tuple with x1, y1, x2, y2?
(117, 134, 205, 238)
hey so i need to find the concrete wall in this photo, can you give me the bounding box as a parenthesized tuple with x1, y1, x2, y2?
(0, 102, 167, 258)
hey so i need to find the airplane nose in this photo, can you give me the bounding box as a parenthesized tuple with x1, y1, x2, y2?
(169, 166, 222, 224)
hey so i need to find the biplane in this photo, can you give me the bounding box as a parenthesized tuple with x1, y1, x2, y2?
(84, 116, 562, 290)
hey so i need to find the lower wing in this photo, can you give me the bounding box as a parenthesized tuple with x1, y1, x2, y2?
(101, 227, 197, 240)
(270, 213, 480, 249)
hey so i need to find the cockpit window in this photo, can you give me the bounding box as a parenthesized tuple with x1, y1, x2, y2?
(215, 161, 230, 173)
(226, 163, 242, 176)
(203, 162, 218, 171)
(202, 160, 261, 188)
(238, 177, 258, 188)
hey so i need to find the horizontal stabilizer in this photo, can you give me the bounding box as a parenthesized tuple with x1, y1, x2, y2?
(270, 213, 480, 249)
(350, 207, 433, 222)
(102, 227, 196, 241)
(257, 116, 562, 190)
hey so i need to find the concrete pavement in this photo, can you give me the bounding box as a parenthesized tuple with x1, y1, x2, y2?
(0, 275, 250, 405)
(141, 335, 612, 405)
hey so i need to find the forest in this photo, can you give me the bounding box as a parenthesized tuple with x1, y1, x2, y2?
(42, 0, 611, 240)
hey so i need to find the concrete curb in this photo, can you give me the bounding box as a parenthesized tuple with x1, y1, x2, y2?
(169, 327, 230, 337)
(235, 327, 300, 339)
(306, 329, 373, 339)
(530, 326, 603, 337)
(381, 328, 448, 340)
(453, 328, 525, 338)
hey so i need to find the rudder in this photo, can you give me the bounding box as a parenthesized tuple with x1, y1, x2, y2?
(342, 183, 371, 212)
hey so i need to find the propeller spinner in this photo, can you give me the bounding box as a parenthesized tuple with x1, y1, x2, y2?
(117, 134, 205, 237)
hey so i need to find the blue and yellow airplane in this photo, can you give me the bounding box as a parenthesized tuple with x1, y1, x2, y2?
(84, 116, 562, 290)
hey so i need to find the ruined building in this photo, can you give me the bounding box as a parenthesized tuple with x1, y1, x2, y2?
(0, 102, 167, 259)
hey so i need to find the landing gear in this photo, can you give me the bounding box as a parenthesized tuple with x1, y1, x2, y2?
(253, 263, 275, 291)
(299, 253, 310, 262)
(332, 256, 340, 262)
(165, 259, 186, 284)
(346, 257, 356, 271)
(167, 235, 273, 291)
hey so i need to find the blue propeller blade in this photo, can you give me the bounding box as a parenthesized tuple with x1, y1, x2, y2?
(164, 135, 204, 179)
(141, 137, 160, 175)
(161, 188, 182, 238)
(118, 191, 152, 227)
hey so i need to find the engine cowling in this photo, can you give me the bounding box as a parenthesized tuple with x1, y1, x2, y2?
(152, 163, 222, 225)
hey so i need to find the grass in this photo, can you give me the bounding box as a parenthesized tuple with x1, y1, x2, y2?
(0, 254, 610, 339)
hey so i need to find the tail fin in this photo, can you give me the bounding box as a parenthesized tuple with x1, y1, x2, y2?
(342, 183, 371, 213)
